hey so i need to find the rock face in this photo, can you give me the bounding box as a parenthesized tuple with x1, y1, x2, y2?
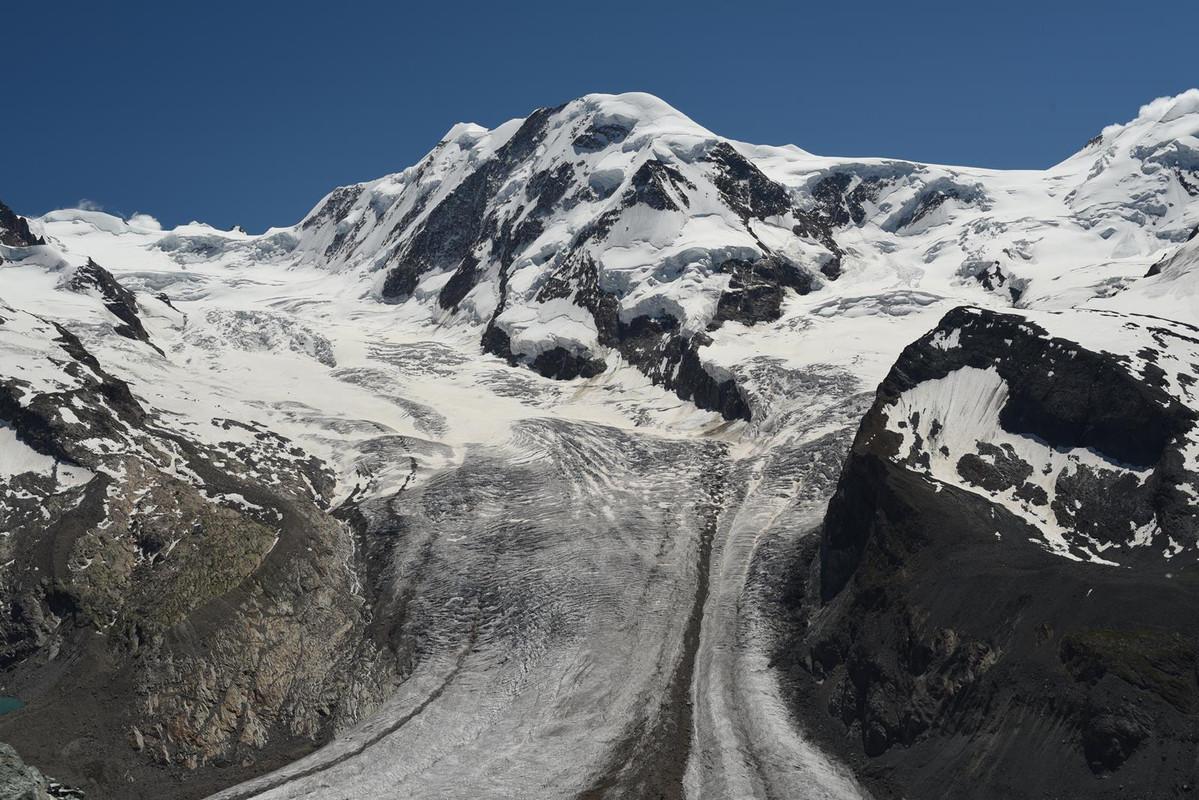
(0, 300, 404, 798)
(778, 306, 1199, 800)
(0, 742, 83, 799)
(0, 199, 44, 248)
(67, 260, 155, 347)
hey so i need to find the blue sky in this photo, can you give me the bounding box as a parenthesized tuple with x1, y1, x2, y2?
(5, 0, 1197, 231)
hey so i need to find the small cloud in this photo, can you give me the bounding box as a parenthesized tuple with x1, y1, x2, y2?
(128, 212, 162, 231)
(77, 198, 105, 212)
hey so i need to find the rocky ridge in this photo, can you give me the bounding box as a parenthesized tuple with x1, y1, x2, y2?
(778, 306, 1199, 799)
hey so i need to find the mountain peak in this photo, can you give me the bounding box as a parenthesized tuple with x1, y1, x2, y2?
(436, 92, 713, 154)
(440, 121, 490, 145)
(574, 91, 709, 130)
(1118, 88, 1199, 131)
(1086, 87, 1199, 150)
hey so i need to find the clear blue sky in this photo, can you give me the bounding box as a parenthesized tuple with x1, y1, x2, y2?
(5, 0, 1196, 232)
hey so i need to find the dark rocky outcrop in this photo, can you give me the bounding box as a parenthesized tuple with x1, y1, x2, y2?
(974, 262, 1024, 303)
(623, 160, 695, 212)
(712, 256, 814, 326)
(532, 347, 607, 381)
(808, 173, 885, 229)
(885, 180, 988, 232)
(0, 323, 146, 471)
(704, 142, 791, 221)
(0, 742, 84, 798)
(300, 185, 365, 261)
(381, 104, 565, 302)
(535, 251, 621, 348)
(794, 172, 889, 279)
(482, 302, 752, 420)
(68, 260, 156, 347)
(571, 121, 632, 152)
(0, 322, 406, 800)
(1146, 224, 1199, 277)
(617, 315, 749, 421)
(775, 306, 1199, 800)
(0, 199, 45, 248)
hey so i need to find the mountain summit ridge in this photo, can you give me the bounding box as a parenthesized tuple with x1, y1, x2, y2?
(279, 89, 1199, 413)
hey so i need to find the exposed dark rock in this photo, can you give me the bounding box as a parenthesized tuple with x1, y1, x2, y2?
(525, 162, 576, 217)
(793, 170, 897, 279)
(974, 262, 1023, 303)
(0, 742, 84, 798)
(480, 323, 518, 367)
(381, 163, 490, 299)
(479, 318, 607, 382)
(713, 256, 814, 326)
(0, 199, 45, 248)
(535, 251, 621, 348)
(896, 188, 953, 228)
(68, 259, 156, 348)
(774, 306, 1199, 800)
(532, 347, 607, 380)
(617, 315, 749, 421)
(975, 262, 1005, 291)
(807, 173, 886, 229)
(623, 160, 695, 212)
(1147, 224, 1199, 276)
(808, 173, 857, 228)
(383, 104, 565, 301)
(314, 187, 368, 260)
(437, 163, 580, 312)
(301, 185, 363, 232)
(955, 441, 1048, 506)
(0, 325, 146, 472)
(572, 121, 631, 152)
(704, 142, 791, 221)
(437, 254, 482, 310)
(889, 183, 976, 231)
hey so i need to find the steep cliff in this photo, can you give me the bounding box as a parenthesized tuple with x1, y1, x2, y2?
(780, 306, 1199, 799)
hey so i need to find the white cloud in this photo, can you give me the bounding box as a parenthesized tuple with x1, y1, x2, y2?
(128, 212, 162, 231)
(76, 198, 104, 211)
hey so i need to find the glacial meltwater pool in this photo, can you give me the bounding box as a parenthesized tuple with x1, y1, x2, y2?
(0, 697, 24, 715)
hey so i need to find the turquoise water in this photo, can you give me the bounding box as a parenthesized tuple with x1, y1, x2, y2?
(0, 697, 24, 715)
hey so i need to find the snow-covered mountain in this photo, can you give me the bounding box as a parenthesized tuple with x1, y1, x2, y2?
(120, 90, 1199, 421)
(0, 90, 1197, 800)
